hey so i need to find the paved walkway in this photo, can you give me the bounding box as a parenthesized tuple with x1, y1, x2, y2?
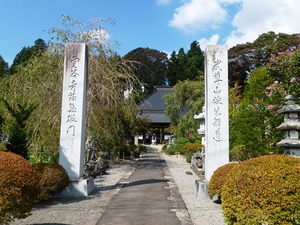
(96, 152, 193, 225)
(10, 148, 224, 225)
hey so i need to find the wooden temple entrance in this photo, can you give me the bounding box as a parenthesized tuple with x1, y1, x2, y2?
(137, 86, 173, 145)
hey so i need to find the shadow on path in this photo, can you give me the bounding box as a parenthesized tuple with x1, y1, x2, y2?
(123, 178, 169, 188)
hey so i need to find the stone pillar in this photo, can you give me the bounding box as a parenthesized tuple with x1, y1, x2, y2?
(277, 95, 300, 157)
(59, 43, 94, 196)
(204, 45, 229, 181)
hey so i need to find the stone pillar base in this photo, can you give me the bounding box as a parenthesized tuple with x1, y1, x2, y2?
(195, 179, 210, 199)
(56, 177, 95, 197)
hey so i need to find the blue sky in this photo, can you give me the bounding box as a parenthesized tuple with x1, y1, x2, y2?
(1, 0, 300, 65)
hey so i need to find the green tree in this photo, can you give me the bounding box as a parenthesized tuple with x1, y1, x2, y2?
(1, 99, 36, 159)
(167, 48, 187, 86)
(167, 41, 204, 86)
(228, 31, 300, 91)
(0, 15, 144, 161)
(228, 82, 243, 119)
(167, 51, 178, 86)
(229, 67, 283, 160)
(186, 40, 204, 79)
(229, 43, 300, 161)
(123, 47, 169, 96)
(267, 48, 300, 97)
(8, 38, 47, 75)
(253, 31, 300, 65)
(164, 77, 204, 138)
(0, 55, 8, 77)
(0, 53, 63, 161)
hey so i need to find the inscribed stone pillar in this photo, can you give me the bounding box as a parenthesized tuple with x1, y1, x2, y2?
(59, 43, 88, 180)
(204, 45, 229, 181)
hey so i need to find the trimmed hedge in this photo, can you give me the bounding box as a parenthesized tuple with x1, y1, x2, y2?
(0, 151, 40, 224)
(181, 142, 203, 163)
(181, 142, 203, 156)
(208, 163, 238, 198)
(222, 154, 300, 225)
(164, 138, 189, 155)
(32, 162, 69, 200)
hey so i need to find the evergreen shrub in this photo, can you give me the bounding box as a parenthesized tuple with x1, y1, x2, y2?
(208, 163, 238, 198)
(222, 154, 300, 225)
(0, 151, 40, 224)
(181, 142, 203, 156)
(181, 142, 203, 163)
(32, 162, 69, 200)
(164, 137, 189, 155)
(162, 144, 168, 151)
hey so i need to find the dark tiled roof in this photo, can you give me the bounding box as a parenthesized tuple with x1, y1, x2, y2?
(138, 111, 171, 123)
(138, 86, 173, 124)
(139, 86, 173, 110)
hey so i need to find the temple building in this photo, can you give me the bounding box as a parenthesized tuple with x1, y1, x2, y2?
(137, 86, 173, 144)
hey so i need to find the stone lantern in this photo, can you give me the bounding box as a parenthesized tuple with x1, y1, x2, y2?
(193, 105, 206, 172)
(277, 95, 300, 157)
(194, 104, 206, 147)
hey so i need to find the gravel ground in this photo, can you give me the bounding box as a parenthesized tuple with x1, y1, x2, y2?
(10, 151, 225, 225)
(162, 153, 226, 225)
(10, 161, 136, 225)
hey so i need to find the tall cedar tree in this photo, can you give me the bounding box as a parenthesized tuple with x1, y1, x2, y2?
(9, 39, 47, 75)
(0, 55, 8, 77)
(167, 41, 204, 86)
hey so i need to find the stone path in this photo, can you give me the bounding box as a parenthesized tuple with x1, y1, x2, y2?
(96, 152, 193, 225)
(10, 147, 225, 225)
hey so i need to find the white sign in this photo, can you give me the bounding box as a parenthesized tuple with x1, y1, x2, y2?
(59, 43, 88, 180)
(205, 45, 229, 181)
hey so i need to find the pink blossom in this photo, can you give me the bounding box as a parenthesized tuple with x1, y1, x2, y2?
(290, 77, 297, 83)
(266, 105, 275, 110)
(270, 54, 276, 61)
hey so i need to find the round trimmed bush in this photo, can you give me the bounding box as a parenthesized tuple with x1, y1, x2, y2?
(208, 163, 238, 198)
(165, 138, 190, 155)
(181, 142, 203, 156)
(0, 151, 40, 224)
(32, 162, 69, 200)
(222, 154, 300, 225)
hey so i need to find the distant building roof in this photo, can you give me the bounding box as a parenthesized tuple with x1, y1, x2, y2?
(138, 86, 173, 124)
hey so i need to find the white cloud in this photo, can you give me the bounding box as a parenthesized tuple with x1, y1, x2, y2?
(156, 0, 172, 6)
(169, 0, 227, 33)
(218, 0, 242, 4)
(225, 0, 300, 47)
(169, 0, 300, 48)
(198, 34, 220, 49)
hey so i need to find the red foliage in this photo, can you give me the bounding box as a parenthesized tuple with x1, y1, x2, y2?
(0, 151, 40, 224)
(208, 163, 238, 197)
(32, 162, 69, 200)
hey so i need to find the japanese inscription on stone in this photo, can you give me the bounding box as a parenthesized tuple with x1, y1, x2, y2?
(212, 59, 223, 142)
(205, 45, 229, 181)
(59, 43, 88, 180)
